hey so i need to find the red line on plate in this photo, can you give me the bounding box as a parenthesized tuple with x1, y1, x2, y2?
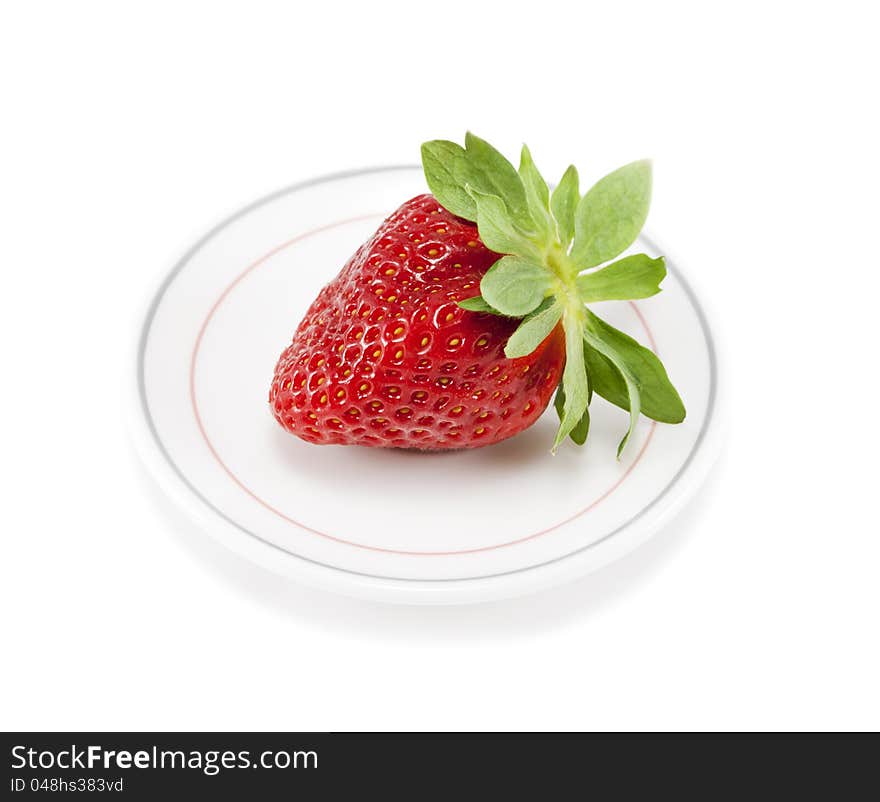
(190, 218, 657, 556)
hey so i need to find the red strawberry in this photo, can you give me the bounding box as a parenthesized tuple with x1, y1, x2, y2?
(269, 194, 565, 449)
(270, 133, 685, 455)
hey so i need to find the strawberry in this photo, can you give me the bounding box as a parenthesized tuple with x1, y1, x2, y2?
(271, 133, 686, 455)
(269, 194, 565, 449)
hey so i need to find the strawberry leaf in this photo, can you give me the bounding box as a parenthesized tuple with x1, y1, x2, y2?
(466, 186, 545, 263)
(585, 310, 685, 424)
(457, 296, 508, 315)
(584, 326, 641, 458)
(571, 160, 652, 269)
(550, 165, 579, 251)
(480, 254, 553, 317)
(420, 140, 477, 220)
(464, 132, 534, 232)
(504, 300, 562, 358)
(420, 134, 685, 456)
(577, 254, 666, 302)
(518, 145, 554, 245)
(554, 381, 591, 445)
(553, 315, 590, 452)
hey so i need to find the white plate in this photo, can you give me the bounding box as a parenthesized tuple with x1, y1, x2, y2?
(132, 166, 722, 604)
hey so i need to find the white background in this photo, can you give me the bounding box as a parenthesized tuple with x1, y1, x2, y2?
(2, 2, 878, 731)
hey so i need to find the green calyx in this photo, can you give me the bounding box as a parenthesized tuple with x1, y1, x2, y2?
(420, 132, 686, 456)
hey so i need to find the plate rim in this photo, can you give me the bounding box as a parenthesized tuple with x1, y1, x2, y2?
(129, 164, 724, 604)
